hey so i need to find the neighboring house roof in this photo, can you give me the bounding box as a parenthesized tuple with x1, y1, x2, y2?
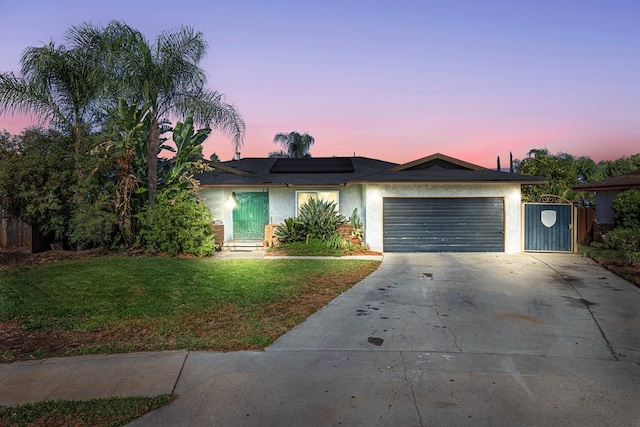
(196, 153, 548, 187)
(573, 170, 640, 191)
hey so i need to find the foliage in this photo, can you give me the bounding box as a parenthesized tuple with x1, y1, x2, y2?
(138, 188, 216, 256)
(612, 189, 640, 229)
(350, 208, 363, 238)
(0, 35, 107, 170)
(326, 232, 348, 250)
(593, 154, 640, 180)
(602, 228, 640, 251)
(0, 128, 75, 239)
(274, 217, 304, 243)
(69, 174, 118, 249)
(95, 99, 149, 245)
(271, 131, 315, 157)
(0, 395, 175, 427)
(602, 228, 640, 267)
(79, 20, 245, 203)
(274, 199, 347, 251)
(161, 111, 211, 189)
(273, 238, 345, 256)
(297, 197, 347, 240)
(515, 148, 586, 201)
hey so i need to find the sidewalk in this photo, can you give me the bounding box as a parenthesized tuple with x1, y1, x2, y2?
(0, 351, 187, 406)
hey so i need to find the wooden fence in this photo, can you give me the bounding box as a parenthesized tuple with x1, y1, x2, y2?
(0, 209, 31, 250)
(576, 206, 596, 245)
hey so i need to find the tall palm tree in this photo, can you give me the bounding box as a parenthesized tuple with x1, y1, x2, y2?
(78, 21, 245, 203)
(0, 36, 106, 169)
(272, 131, 314, 158)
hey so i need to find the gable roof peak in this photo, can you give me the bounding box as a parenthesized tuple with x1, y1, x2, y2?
(389, 153, 488, 172)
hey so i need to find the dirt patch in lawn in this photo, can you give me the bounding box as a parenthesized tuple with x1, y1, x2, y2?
(1, 249, 97, 269)
(0, 321, 101, 362)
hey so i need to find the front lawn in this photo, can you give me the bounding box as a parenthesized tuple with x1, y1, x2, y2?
(0, 256, 380, 362)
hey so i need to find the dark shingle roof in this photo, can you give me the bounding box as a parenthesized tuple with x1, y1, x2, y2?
(196, 154, 547, 187)
(573, 170, 640, 191)
(196, 157, 398, 186)
(349, 167, 548, 184)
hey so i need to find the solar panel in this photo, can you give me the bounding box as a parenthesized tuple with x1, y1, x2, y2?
(270, 158, 354, 173)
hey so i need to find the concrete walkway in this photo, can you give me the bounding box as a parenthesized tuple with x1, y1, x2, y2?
(1, 253, 640, 426)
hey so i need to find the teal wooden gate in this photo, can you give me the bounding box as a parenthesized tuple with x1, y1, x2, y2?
(232, 192, 269, 240)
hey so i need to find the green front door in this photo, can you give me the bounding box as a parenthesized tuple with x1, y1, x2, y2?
(232, 192, 269, 239)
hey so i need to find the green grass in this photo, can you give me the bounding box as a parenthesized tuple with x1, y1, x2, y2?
(0, 256, 380, 359)
(577, 243, 618, 259)
(0, 395, 175, 426)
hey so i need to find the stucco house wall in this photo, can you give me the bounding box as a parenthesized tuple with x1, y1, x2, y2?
(363, 183, 523, 253)
(594, 190, 618, 225)
(200, 186, 364, 242)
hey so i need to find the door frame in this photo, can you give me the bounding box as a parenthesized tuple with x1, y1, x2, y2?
(232, 191, 269, 240)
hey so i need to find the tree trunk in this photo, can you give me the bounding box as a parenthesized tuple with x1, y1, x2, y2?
(147, 112, 159, 205)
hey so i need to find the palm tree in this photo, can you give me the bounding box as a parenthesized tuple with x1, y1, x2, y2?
(272, 131, 314, 158)
(80, 21, 245, 203)
(0, 36, 106, 170)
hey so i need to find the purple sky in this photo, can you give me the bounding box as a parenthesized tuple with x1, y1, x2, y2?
(1, 0, 639, 167)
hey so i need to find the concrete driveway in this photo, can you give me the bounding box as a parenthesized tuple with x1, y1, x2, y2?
(131, 253, 640, 426)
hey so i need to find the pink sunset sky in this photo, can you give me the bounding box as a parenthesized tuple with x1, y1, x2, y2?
(1, 0, 639, 168)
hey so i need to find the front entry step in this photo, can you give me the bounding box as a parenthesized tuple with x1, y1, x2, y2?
(223, 240, 265, 252)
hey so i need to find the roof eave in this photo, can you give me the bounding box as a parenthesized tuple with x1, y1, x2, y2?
(199, 183, 286, 188)
(348, 179, 549, 185)
(572, 184, 640, 191)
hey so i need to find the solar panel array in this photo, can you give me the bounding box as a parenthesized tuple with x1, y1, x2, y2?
(270, 158, 354, 173)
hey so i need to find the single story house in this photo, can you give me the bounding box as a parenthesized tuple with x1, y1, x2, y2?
(573, 169, 640, 230)
(196, 153, 546, 253)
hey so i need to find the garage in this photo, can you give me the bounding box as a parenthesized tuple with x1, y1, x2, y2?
(383, 197, 505, 252)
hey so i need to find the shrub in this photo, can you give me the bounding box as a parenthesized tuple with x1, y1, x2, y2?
(603, 228, 640, 251)
(274, 217, 304, 243)
(297, 198, 347, 240)
(70, 180, 118, 249)
(613, 189, 640, 229)
(275, 238, 344, 256)
(603, 228, 640, 267)
(349, 208, 363, 239)
(326, 232, 347, 250)
(138, 189, 216, 256)
(274, 199, 347, 249)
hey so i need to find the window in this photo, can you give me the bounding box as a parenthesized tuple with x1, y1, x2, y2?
(296, 191, 339, 213)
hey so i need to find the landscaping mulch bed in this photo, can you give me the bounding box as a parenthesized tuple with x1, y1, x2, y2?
(266, 247, 382, 256)
(589, 257, 640, 288)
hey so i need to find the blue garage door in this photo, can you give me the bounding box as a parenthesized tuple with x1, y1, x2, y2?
(383, 197, 505, 252)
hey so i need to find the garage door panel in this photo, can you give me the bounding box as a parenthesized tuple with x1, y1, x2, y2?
(383, 198, 504, 252)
